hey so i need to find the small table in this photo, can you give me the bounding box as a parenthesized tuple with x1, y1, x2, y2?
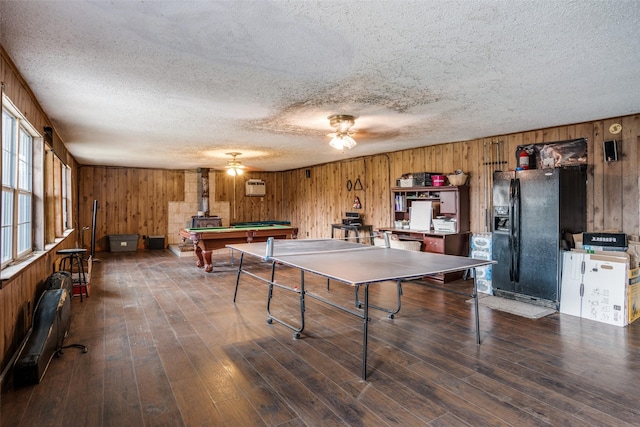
(331, 224, 373, 244)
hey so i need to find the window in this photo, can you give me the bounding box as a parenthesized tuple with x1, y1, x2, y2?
(62, 162, 69, 229)
(2, 107, 34, 266)
(48, 151, 71, 238)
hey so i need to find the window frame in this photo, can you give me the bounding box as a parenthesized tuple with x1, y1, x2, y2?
(2, 97, 38, 267)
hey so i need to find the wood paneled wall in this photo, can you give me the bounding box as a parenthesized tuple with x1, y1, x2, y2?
(214, 171, 286, 224)
(279, 115, 640, 240)
(1, 46, 79, 381)
(77, 166, 185, 251)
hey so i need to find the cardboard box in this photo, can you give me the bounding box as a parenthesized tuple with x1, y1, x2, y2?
(629, 282, 640, 324)
(475, 265, 492, 280)
(560, 250, 629, 326)
(476, 278, 493, 295)
(471, 249, 492, 261)
(108, 234, 139, 252)
(471, 233, 492, 251)
(583, 232, 627, 249)
(583, 245, 627, 252)
(628, 240, 639, 268)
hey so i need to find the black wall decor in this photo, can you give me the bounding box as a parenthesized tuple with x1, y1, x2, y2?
(603, 140, 618, 162)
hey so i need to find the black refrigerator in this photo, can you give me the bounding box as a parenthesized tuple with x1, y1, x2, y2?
(491, 167, 586, 309)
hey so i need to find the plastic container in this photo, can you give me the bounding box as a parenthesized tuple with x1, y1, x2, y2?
(147, 235, 165, 250)
(432, 175, 446, 186)
(108, 234, 139, 252)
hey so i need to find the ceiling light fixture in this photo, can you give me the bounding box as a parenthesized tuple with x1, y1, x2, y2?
(225, 152, 244, 176)
(327, 114, 357, 150)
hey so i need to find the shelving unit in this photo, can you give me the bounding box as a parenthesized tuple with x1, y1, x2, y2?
(381, 185, 471, 282)
(391, 185, 469, 232)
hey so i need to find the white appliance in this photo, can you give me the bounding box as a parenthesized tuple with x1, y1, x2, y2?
(432, 217, 457, 232)
(245, 179, 266, 196)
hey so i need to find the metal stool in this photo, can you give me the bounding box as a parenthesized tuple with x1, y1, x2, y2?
(56, 248, 89, 302)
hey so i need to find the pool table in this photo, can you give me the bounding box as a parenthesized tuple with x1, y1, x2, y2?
(179, 225, 298, 272)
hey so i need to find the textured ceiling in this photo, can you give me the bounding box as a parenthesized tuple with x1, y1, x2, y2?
(1, 1, 639, 172)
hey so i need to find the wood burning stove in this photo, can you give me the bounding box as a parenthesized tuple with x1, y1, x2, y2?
(189, 216, 222, 228)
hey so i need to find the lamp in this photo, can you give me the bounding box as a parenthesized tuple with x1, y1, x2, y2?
(327, 114, 357, 150)
(225, 152, 244, 176)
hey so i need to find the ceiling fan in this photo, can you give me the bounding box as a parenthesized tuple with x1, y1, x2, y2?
(327, 114, 357, 150)
(225, 152, 245, 176)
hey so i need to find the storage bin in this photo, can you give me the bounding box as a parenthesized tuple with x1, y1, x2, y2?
(147, 235, 165, 250)
(447, 173, 468, 186)
(108, 234, 139, 252)
(432, 175, 446, 186)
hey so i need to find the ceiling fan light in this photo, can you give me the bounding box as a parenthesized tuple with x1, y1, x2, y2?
(327, 114, 357, 150)
(342, 135, 356, 149)
(226, 165, 243, 176)
(329, 134, 357, 150)
(329, 136, 343, 150)
(225, 152, 244, 176)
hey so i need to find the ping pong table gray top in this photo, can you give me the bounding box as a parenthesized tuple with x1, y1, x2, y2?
(227, 239, 494, 285)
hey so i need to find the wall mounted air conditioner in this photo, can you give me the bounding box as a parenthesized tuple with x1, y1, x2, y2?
(245, 179, 266, 196)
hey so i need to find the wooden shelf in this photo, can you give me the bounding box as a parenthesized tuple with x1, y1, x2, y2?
(392, 185, 469, 233)
(387, 185, 471, 282)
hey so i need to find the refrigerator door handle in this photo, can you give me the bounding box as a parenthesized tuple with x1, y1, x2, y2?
(513, 178, 521, 283)
(508, 178, 515, 282)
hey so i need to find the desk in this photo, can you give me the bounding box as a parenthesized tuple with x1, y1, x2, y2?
(331, 224, 373, 244)
(229, 239, 494, 379)
(179, 225, 297, 272)
(378, 228, 470, 282)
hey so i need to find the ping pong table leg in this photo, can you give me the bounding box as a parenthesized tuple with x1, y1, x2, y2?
(362, 284, 369, 380)
(266, 264, 305, 339)
(473, 268, 481, 345)
(353, 280, 402, 319)
(266, 262, 277, 322)
(298, 270, 306, 338)
(232, 253, 245, 303)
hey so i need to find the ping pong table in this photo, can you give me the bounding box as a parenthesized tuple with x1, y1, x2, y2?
(228, 238, 495, 380)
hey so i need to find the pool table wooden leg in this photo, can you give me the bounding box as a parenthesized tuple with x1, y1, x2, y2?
(203, 250, 213, 273)
(194, 245, 205, 269)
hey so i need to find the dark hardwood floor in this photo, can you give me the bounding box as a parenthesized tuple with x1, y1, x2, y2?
(2, 248, 639, 426)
